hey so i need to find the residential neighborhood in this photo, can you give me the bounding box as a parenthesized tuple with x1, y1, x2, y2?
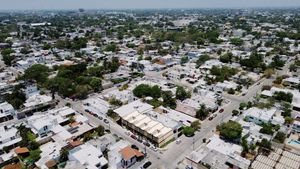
(0, 4, 300, 169)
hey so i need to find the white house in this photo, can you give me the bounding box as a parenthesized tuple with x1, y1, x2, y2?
(69, 143, 108, 169)
(243, 107, 276, 125)
(0, 125, 22, 151)
(27, 114, 58, 138)
(0, 102, 15, 122)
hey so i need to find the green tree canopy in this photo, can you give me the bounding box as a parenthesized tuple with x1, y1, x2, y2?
(23, 64, 50, 84)
(219, 121, 242, 141)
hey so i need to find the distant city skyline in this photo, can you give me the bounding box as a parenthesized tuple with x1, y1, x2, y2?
(1, 0, 300, 10)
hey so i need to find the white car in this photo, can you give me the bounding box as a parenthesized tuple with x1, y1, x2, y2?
(176, 139, 181, 144)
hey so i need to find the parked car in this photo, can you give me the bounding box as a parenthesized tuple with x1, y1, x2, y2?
(208, 116, 214, 121)
(98, 116, 103, 120)
(176, 139, 181, 144)
(131, 134, 137, 140)
(131, 144, 139, 150)
(143, 141, 150, 147)
(219, 108, 224, 113)
(104, 119, 109, 124)
(142, 161, 152, 169)
(137, 138, 143, 143)
(85, 109, 91, 113)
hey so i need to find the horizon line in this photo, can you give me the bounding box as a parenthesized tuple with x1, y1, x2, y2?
(1, 6, 300, 12)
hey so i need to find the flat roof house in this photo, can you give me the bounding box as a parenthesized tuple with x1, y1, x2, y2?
(0, 102, 15, 123)
(69, 143, 108, 169)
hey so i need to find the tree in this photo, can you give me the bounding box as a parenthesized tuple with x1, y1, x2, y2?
(264, 68, 274, 78)
(273, 91, 293, 103)
(75, 85, 90, 99)
(196, 104, 209, 120)
(107, 109, 118, 119)
(104, 43, 118, 52)
(232, 110, 240, 116)
(162, 91, 176, 109)
(175, 86, 191, 101)
(151, 85, 162, 99)
(95, 125, 105, 136)
(241, 136, 249, 156)
(273, 76, 283, 85)
(190, 120, 201, 131)
(196, 55, 210, 68)
(133, 84, 161, 99)
(59, 148, 69, 163)
(220, 52, 233, 63)
(180, 56, 189, 65)
(1, 48, 15, 66)
(284, 117, 294, 124)
(282, 103, 292, 117)
(219, 121, 242, 141)
(228, 88, 235, 95)
(270, 55, 285, 68)
(90, 78, 102, 92)
(259, 123, 274, 135)
(109, 97, 123, 106)
(23, 64, 50, 84)
(273, 132, 286, 143)
(5, 86, 26, 109)
(259, 138, 272, 152)
(239, 102, 247, 110)
(230, 38, 244, 46)
(183, 126, 195, 137)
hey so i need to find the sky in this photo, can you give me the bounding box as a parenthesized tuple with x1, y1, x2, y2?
(0, 0, 300, 10)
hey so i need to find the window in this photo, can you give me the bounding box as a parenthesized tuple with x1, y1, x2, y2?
(95, 163, 101, 168)
(43, 126, 48, 131)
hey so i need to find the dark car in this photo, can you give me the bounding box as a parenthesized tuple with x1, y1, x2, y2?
(137, 138, 143, 143)
(98, 116, 103, 120)
(85, 109, 91, 113)
(104, 119, 109, 124)
(143, 161, 152, 168)
(219, 108, 224, 113)
(143, 142, 150, 147)
(208, 116, 214, 121)
(131, 134, 137, 140)
(131, 144, 139, 150)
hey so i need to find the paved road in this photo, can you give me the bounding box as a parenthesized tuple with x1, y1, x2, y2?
(57, 95, 163, 168)
(53, 60, 292, 169)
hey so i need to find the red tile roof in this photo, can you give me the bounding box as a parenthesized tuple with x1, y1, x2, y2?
(14, 147, 29, 154)
(119, 146, 144, 161)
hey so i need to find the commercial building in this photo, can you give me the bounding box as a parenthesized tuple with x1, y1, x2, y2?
(114, 100, 176, 147)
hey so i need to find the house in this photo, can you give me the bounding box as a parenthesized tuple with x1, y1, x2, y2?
(27, 114, 58, 138)
(292, 118, 300, 133)
(35, 141, 63, 169)
(22, 84, 39, 98)
(119, 146, 144, 168)
(0, 102, 15, 123)
(23, 94, 52, 108)
(14, 147, 29, 157)
(243, 107, 277, 125)
(0, 125, 22, 152)
(68, 143, 108, 169)
(186, 134, 250, 169)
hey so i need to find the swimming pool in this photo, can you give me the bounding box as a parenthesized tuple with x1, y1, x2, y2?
(288, 139, 300, 145)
